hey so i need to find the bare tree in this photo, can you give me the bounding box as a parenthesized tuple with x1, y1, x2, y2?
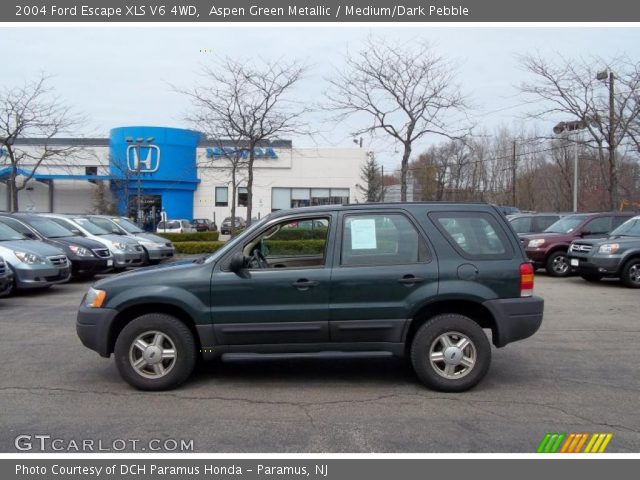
(326, 37, 469, 201)
(0, 74, 84, 211)
(519, 54, 640, 210)
(179, 57, 308, 224)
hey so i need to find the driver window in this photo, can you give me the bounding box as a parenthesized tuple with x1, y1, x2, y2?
(244, 217, 330, 269)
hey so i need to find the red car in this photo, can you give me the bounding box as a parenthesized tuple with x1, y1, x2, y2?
(192, 218, 217, 232)
(520, 212, 634, 277)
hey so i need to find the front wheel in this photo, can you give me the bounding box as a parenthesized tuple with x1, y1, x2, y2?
(410, 314, 491, 392)
(620, 258, 640, 288)
(114, 313, 196, 390)
(546, 251, 570, 277)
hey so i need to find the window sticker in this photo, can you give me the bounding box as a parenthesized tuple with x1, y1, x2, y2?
(350, 218, 377, 249)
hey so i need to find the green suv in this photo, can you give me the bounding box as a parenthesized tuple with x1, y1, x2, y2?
(77, 203, 544, 392)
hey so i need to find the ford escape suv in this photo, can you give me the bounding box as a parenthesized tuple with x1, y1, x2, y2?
(77, 203, 544, 392)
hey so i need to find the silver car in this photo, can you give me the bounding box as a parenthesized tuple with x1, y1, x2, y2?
(87, 215, 175, 264)
(0, 222, 71, 291)
(41, 214, 146, 270)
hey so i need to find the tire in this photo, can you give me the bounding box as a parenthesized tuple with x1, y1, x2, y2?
(546, 250, 571, 277)
(620, 258, 640, 288)
(114, 313, 196, 391)
(580, 274, 602, 283)
(410, 313, 491, 392)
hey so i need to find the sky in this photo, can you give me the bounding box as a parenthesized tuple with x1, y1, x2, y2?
(1, 26, 639, 170)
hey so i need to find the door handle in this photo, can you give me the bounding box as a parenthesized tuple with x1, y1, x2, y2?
(291, 279, 320, 290)
(398, 275, 425, 285)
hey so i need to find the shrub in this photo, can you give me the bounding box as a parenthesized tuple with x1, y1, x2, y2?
(265, 239, 326, 256)
(156, 231, 219, 242)
(269, 228, 328, 241)
(174, 241, 225, 255)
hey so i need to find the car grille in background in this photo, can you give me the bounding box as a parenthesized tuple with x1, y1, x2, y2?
(47, 255, 69, 267)
(93, 248, 111, 258)
(570, 243, 593, 253)
(0, 259, 5, 275)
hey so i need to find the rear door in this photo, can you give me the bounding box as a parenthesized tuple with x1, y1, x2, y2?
(328, 210, 437, 343)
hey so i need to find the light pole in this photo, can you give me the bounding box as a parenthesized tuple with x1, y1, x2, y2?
(553, 121, 587, 212)
(597, 69, 617, 209)
(125, 136, 154, 226)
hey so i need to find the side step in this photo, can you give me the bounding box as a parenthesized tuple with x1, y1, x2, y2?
(221, 351, 394, 362)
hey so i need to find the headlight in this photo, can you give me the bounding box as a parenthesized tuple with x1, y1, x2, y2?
(528, 239, 545, 248)
(69, 245, 94, 257)
(14, 251, 45, 264)
(112, 242, 127, 251)
(84, 287, 106, 308)
(599, 243, 620, 254)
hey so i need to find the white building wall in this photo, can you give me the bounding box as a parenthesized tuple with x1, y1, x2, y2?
(193, 148, 367, 223)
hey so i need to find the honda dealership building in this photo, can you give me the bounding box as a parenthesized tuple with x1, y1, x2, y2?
(0, 126, 366, 222)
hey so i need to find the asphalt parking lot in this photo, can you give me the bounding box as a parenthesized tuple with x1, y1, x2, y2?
(0, 273, 638, 453)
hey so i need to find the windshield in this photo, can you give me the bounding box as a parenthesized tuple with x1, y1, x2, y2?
(72, 218, 110, 235)
(200, 214, 271, 264)
(610, 217, 640, 237)
(544, 216, 584, 234)
(0, 222, 26, 241)
(113, 218, 144, 233)
(88, 217, 123, 234)
(27, 218, 75, 238)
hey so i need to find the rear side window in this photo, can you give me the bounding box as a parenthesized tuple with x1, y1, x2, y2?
(534, 216, 559, 232)
(431, 212, 513, 259)
(584, 216, 612, 234)
(509, 216, 531, 233)
(341, 213, 429, 266)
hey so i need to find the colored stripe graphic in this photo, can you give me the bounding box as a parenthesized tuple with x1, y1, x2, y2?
(538, 433, 612, 453)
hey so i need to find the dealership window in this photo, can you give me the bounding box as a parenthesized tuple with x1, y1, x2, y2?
(215, 186, 228, 207)
(271, 188, 350, 211)
(238, 187, 248, 207)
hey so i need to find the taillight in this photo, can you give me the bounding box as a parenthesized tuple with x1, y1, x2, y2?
(520, 262, 534, 297)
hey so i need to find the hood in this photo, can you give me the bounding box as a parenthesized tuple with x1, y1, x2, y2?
(131, 232, 171, 244)
(520, 232, 573, 242)
(0, 239, 66, 257)
(573, 235, 640, 247)
(44, 236, 108, 251)
(98, 234, 140, 245)
(94, 259, 196, 289)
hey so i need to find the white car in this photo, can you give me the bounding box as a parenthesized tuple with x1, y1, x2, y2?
(156, 219, 195, 234)
(41, 214, 146, 270)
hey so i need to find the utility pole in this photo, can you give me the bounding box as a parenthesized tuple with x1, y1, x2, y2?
(512, 140, 517, 206)
(380, 164, 385, 202)
(608, 71, 617, 210)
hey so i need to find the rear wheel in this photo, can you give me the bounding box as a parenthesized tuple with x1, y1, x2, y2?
(620, 258, 640, 288)
(410, 314, 491, 392)
(114, 313, 196, 390)
(546, 251, 570, 277)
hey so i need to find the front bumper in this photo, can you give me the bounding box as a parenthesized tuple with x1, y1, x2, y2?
(483, 296, 544, 348)
(112, 250, 145, 268)
(76, 306, 119, 357)
(145, 245, 175, 261)
(569, 254, 622, 276)
(524, 248, 547, 266)
(13, 264, 71, 289)
(70, 257, 112, 276)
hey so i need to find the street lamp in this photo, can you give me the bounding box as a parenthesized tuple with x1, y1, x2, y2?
(553, 120, 587, 212)
(596, 69, 617, 209)
(125, 136, 155, 226)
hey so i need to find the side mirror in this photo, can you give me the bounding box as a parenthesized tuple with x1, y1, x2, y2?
(228, 252, 245, 273)
(71, 229, 82, 236)
(25, 232, 38, 240)
(580, 229, 591, 236)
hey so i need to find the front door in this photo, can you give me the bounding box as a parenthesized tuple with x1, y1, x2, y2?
(210, 214, 334, 346)
(329, 211, 438, 343)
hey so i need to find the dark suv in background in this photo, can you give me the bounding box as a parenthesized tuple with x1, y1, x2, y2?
(77, 203, 544, 392)
(569, 215, 640, 287)
(508, 213, 567, 235)
(520, 212, 635, 277)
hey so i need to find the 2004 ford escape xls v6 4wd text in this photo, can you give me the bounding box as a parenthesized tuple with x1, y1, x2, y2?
(77, 203, 544, 392)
